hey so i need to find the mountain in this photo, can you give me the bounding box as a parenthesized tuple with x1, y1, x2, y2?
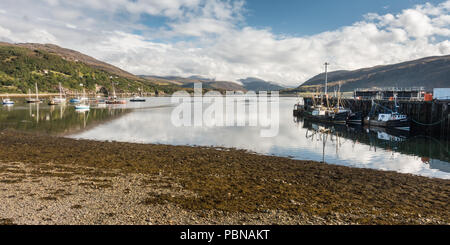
(296, 55, 450, 92)
(0, 42, 179, 94)
(139, 75, 246, 92)
(239, 77, 286, 92)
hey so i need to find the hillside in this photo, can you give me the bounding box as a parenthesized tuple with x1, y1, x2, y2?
(140, 75, 246, 92)
(13, 43, 141, 81)
(0, 43, 180, 94)
(296, 55, 450, 92)
(239, 77, 286, 92)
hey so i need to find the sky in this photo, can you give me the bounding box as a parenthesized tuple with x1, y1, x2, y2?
(0, 0, 449, 87)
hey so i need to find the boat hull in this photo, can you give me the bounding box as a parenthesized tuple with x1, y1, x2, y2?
(365, 118, 410, 131)
(106, 100, 127, 104)
(26, 100, 41, 104)
(304, 111, 349, 124)
(346, 112, 363, 125)
(75, 105, 90, 110)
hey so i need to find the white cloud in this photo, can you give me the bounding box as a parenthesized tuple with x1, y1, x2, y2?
(0, 0, 449, 86)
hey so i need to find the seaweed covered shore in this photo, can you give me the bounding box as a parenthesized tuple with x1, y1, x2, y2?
(0, 130, 449, 225)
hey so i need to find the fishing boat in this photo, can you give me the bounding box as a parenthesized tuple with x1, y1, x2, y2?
(305, 65, 351, 124)
(26, 83, 42, 103)
(308, 106, 351, 124)
(49, 83, 66, 105)
(364, 96, 410, 131)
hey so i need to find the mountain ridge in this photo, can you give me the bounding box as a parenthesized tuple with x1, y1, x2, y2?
(296, 55, 450, 92)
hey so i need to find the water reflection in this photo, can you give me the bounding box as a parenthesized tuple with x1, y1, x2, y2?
(69, 98, 450, 179)
(0, 99, 130, 135)
(1, 97, 449, 178)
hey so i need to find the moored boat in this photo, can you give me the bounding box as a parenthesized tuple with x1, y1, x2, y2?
(2, 93, 14, 105)
(49, 83, 66, 105)
(2, 98, 14, 105)
(75, 104, 90, 110)
(106, 99, 127, 104)
(365, 112, 410, 131)
(106, 82, 127, 104)
(365, 97, 410, 131)
(26, 83, 42, 103)
(304, 66, 351, 125)
(130, 96, 146, 102)
(74, 89, 90, 110)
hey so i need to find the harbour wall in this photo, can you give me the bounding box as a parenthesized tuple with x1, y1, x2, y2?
(299, 98, 450, 138)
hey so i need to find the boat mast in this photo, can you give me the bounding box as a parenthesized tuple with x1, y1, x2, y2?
(35, 83, 38, 101)
(324, 62, 329, 108)
(338, 82, 341, 110)
(59, 82, 62, 100)
(112, 82, 116, 98)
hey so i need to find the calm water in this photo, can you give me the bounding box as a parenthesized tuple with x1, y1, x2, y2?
(1, 97, 449, 179)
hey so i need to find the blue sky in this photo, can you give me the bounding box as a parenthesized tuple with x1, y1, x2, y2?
(244, 0, 445, 36)
(0, 0, 449, 85)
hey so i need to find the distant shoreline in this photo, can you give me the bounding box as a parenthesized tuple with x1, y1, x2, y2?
(0, 93, 300, 98)
(0, 93, 60, 98)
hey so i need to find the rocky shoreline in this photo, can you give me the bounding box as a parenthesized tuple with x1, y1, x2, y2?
(0, 130, 449, 225)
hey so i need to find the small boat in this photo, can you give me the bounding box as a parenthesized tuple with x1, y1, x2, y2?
(26, 84, 42, 103)
(106, 82, 126, 104)
(70, 89, 88, 103)
(2, 93, 14, 105)
(106, 99, 127, 104)
(2, 98, 14, 105)
(130, 96, 146, 102)
(74, 89, 90, 110)
(49, 83, 66, 105)
(70, 98, 81, 103)
(75, 104, 90, 110)
(49, 97, 67, 105)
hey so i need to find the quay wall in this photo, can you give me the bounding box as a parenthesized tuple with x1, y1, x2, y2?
(300, 98, 450, 138)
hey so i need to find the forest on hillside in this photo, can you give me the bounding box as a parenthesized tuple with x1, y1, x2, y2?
(0, 46, 180, 95)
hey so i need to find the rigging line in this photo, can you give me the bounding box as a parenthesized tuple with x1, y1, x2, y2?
(411, 117, 448, 126)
